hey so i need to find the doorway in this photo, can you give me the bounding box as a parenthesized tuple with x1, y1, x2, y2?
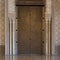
(16, 6, 45, 55)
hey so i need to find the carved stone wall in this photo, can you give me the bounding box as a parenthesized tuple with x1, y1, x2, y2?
(55, 0, 60, 45)
(0, 0, 5, 55)
(53, 0, 60, 55)
(8, 0, 15, 13)
(1, 0, 60, 55)
(0, 0, 5, 45)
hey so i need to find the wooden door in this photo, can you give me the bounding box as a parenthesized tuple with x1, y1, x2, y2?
(17, 6, 31, 54)
(17, 6, 42, 54)
(30, 6, 42, 54)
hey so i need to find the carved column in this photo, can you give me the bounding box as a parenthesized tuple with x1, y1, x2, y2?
(45, 0, 52, 55)
(8, 14, 13, 55)
(45, 16, 52, 55)
(5, 0, 10, 55)
(6, 0, 16, 55)
(13, 14, 17, 55)
(48, 19, 52, 55)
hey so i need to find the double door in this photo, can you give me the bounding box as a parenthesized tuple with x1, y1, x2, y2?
(17, 6, 43, 54)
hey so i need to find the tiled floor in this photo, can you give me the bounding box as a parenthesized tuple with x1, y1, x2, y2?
(0, 55, 60, 60)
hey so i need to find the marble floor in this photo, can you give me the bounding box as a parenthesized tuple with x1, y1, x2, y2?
(0, 55, 60, 60)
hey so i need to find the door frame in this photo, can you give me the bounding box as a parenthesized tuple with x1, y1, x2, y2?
(16, 5, 46, 55)
(17, 5, 44, 55)
(5, 0, 52, 56)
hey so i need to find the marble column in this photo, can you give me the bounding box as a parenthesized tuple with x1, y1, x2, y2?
(8, 0, 17, 55)
(5, 0, 10, 55)
(8, 13, 16, 55)
(45, 17, 52, 55)
(13, 14, 17, 55)
(5, 0, 16, 55)
(45, 0, 52, 55)
(8, 15, 13, 55)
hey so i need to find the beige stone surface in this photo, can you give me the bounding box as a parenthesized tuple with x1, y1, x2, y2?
(55, 0, 60, 44)
(8, 0, 15, 13)
(0, 0, 5, 45)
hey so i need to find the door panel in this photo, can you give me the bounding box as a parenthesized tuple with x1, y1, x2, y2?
(17, 6, 42, 54)
(30, 6, 42, 54)
(17, 6, 31, 54)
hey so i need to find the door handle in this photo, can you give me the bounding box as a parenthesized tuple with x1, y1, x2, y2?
(16, 29, 18, 31)
(42, 41, 44, 44)
(29, 38, 31, 40)
(16, 41, 18, 43)
(42, 29, 45, 31)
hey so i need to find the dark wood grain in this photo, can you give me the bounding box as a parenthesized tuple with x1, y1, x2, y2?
(17, 6, 42, 54)
(16, 1, 45, 6)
